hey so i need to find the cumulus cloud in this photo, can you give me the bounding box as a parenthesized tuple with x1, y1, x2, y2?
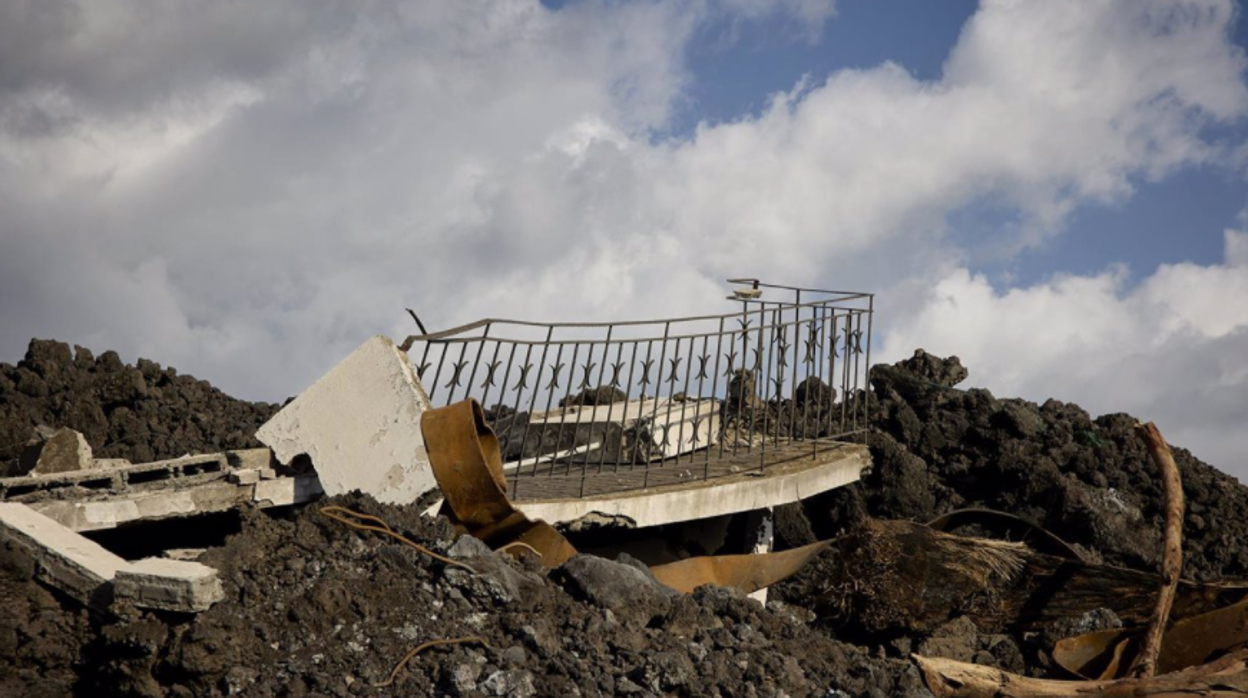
(0, 0, 1246, 476)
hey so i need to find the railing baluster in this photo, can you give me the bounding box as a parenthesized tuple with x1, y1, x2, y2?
(598, 339, 625, 475)
(864, 296, 874, 445)
(618, 340, 642, 475)
(709, 316, 726, 473)
(518, 328, 555, 479)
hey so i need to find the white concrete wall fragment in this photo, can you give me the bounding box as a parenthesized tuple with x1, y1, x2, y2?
(256, 336, 437, 505)
(115, 557, 224, 612)
(0, 502, 126, 608)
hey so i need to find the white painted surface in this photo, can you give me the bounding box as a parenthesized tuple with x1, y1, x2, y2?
(256, 335, 437, 505)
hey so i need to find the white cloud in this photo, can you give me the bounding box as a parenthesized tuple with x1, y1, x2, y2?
(1, 0, 1246, 477)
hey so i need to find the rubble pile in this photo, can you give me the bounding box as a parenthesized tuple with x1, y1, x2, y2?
(773, 349, 1248, 678)
(0, 340, 279, 473)
(5, 492, 925, 697)
(810, 349, 1248, 580)
(4, 338, 1248, 696)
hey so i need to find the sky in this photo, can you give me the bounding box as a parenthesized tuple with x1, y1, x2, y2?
(2, 0, 1247, 480)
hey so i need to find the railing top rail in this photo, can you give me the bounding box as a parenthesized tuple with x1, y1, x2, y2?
(400, 280, 872, 350)
(724, 278, 876, 299)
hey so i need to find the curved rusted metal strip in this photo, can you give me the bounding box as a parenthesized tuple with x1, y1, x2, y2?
(421, 399, 578, 568)
(650, 540, 831, 594)
(927, 508, 1086, 562)
(1053, 594, 1248, 680)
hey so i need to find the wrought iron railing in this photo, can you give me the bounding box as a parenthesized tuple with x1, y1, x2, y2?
(400, 279, 873, 498)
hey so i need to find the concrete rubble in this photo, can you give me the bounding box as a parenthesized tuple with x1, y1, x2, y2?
(256, 335, 438, 505)
(2, 450, 322, 532)
(0, 503, 221, 613)
(114, 557, 223, 613)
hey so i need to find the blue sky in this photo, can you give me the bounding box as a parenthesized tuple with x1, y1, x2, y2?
(2, 0, 1247, 477)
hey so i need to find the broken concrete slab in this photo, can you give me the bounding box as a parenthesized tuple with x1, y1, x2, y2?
(32, 427, 93, 475)
(0, 502, 126, 608)
(115, 557, 224, 612)
(27, 474, 323, 532)
(228, 469, 261, 486)
(256, 335, 436, 505)
(529, 397, 721, 461)
(225, 448, 273, 471)
(253, 474, 324, 507)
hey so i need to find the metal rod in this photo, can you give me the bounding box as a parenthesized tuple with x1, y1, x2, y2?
(789, 291, 801, 445)
(557, 342, 582, 478)
(619, 339, 642, 474)
(643, 323, 672, 489)
(598, 339, 626, 475)
(478, 338, 504, 416)
(864, 295, 874, 446)
(463, 323, 492, 406)
(709, 315, 726, 474)
(540, 341, 567, 478)
(578, 327, 614, 496)
(516, 327, 555, 478)
(673, 335, 696, 468)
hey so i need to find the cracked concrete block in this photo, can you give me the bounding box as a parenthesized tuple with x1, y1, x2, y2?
(0, 503, 126, 608)
(115, 557, 223, 612)
(256, 335, 437, 505)
(32, 428, 94, 475)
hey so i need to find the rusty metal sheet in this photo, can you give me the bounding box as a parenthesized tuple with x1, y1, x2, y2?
(421, 399, 577, 568)
(1054, 594, 1248, 679)
(650, 540, 831, 594)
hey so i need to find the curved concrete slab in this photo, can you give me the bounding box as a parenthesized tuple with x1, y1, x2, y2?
(515, 442, 869, 528)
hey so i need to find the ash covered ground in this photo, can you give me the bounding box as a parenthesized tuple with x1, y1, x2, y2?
(2, 339, 1247, 697)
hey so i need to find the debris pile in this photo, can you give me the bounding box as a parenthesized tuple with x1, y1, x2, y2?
(786, 349, 1248, 581)
(70, 493, 929, 697)
(0, 340, 279, 474)
(2, 338, 1248, 697)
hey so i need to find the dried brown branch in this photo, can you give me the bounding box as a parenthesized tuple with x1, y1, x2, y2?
(915, 649, 1248, 697)
(1129, 421, 1185, 679)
